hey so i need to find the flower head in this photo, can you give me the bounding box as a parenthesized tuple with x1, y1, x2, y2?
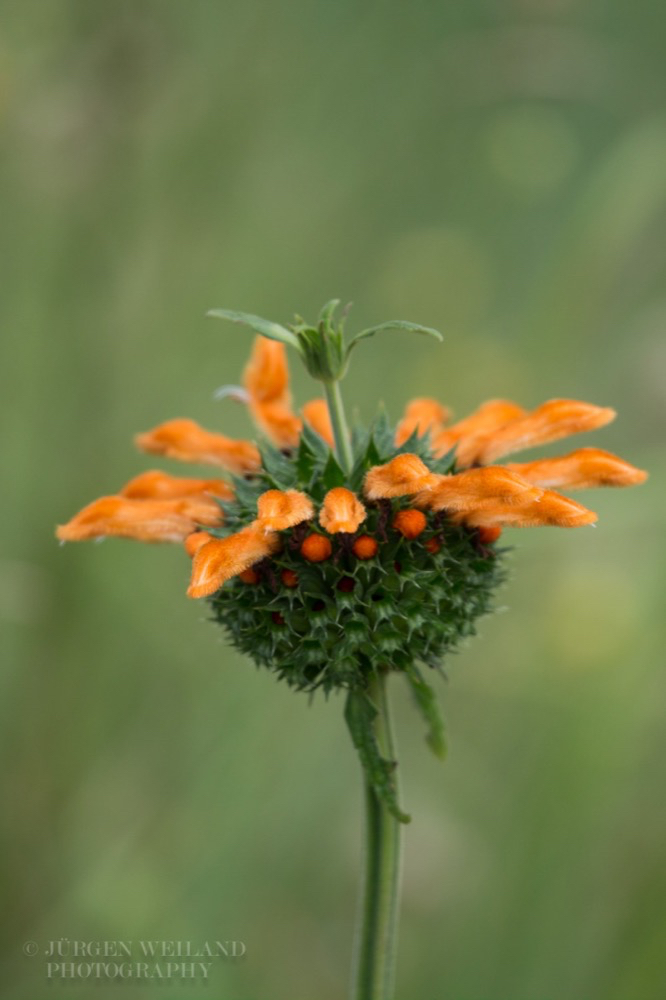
(57, 302, 646, 820)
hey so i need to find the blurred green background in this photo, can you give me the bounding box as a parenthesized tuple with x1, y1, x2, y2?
(1, 1, 664, 998)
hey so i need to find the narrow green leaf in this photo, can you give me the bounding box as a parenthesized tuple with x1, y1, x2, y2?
(299, 420, 331, 459)
(257, 440, 297, 488)
(318, 298, 341, 329)
(345, 688, 411, 824)
(322, 451, 346, 490)
(207, 309, 301, 350)
(405, 665, 447, 760)
(347, 320, 443, 355)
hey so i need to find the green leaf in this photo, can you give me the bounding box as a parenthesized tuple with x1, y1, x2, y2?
(257, 440, 297, 488)
(322, 451, 346, 490)
(207, 309, 302, 350)
(318, 298, 341, 329)
(405, 665, 447, 760)
(344, 688, 411, 824)
(299, 420, 331, 459)
(347, 320, 443, 354)
(295, 435, 317, 485)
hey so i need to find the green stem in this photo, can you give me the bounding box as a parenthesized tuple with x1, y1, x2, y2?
(324, 379, 354, 475)
(351, 672, 403, 1000)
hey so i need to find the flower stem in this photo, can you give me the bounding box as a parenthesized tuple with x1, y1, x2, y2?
(350, 672, 403, 1000)
(324, 379, 354, 475)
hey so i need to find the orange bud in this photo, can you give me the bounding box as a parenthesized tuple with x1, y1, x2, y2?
(352, 535, 378, 560)
(395, 398, 451, 446)
(424, 537, 441, 553)
(319, 488, 366, 534)
(281, 569, 299, 588)
(57, 495, 223, 544)
(121, 469, 234, 502)
(187, 521, 280, 598)
(300, 534, 332, 562)
(393, 509, 427, 539)
(302, 398, 335, 447)
(477, 525, 502, 545)
(239, 568, 260, 584)
(135, 419, 260, 474)
(184, 530, 215, 557)
(471, 399, 616, 465)
(256, 489, 314, 531)
(364, 453, 438, 500)
(505, 447, 648, 490)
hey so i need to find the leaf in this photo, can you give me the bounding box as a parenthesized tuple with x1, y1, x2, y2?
(207, 309, 302, 350)
(322, 451, 346, 490)
(295, 436, 317, 485)
(299, 420, 331, 459)
(347, 320, 443, 354)
(344, 688, 411, 824)
(318, 298, 341, 329)
(405, 665, 447, 760)
(257, 440, 297, 488)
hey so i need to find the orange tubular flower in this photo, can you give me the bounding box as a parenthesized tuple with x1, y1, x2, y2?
(319, 488, 366, 533)
(243, 337, 302, 448)
(135, 418, 260, 474)
(364, 453, 439, 500)
(505, 448, 648, 490)
(57, 495, 223, 544)
(395, 398, 452, 446)
(121, 469, 234, 501)
(433, 399, 527, 463)
(256, 489, 314, 532)
(184, 531, 215, 557)
(417, 466, 543, 514)
(453, 489, 597, 529)
(466, 399, 617, 466)
(187, 522, 280, 598)
(302, 398, 335, 447)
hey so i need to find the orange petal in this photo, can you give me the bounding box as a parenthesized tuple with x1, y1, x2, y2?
(187, 522, 279, 598)
(243, 337, 302, 448)
(184, 531, 215, 557)
(505, 448, 648, 489)
(471, 399, 616, 465)
(121, 469, 234, 501)
(319, 487, 366, 533)
(302, 398, 335, 447)
(243, 336, 291, 405)
(56, 495, 223, 544)
(256, 489, 314, 531)
(135, 419, 260, 474)
(433, 399, 527, 463)
(416, 466, 542, 513)
(454, 490, 597, 529)
(364, 454, 438, 500)
(395, 397, 451, 446)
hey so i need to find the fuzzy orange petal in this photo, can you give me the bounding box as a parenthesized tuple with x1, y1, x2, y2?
(319, 487, 367, 534)
(121, 469, 234, 501)
(364, 454, 438, 500)
(432, 399, 527, 463)
(135, 419, 260, 474)
(250, 401, 302, 449)
(395, 397, 452, 446)
(184, 531, 215, 557)
(471, 399, 616, 465)
(505, 448, 648, 490)
(243, 337, 302, 448)
(56, 495, 222, 544)
(302, 398, 335, 447)
(454, 490, 597, 529)
(416, 466, 542, 513)
(256, 489, 314, 531)
(187, 522, 279, 598)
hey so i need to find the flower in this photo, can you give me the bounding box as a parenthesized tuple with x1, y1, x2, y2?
(57, 304, 646, 819)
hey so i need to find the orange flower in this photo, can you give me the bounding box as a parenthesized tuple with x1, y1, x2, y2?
(461, 399, 616, 466)
(256, 489, 314, 531)
(364, 453, 438, 500)
(184, 530, 215, 557)
(319, 488, 366, 533)
(243, 337, 302, 448)
(505, 448, 648, 490)
(416, 466, 542, 513)
(395, 397, 451, 446)
(57, 495, 222, 544)
(187, 521, 280, 598)
(121, 469, 234, 501)
(453, 490, 597, 529)
(302, 398, 335, 447)
(135, 418, 260, 474)
(433, 399, 526, 463)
